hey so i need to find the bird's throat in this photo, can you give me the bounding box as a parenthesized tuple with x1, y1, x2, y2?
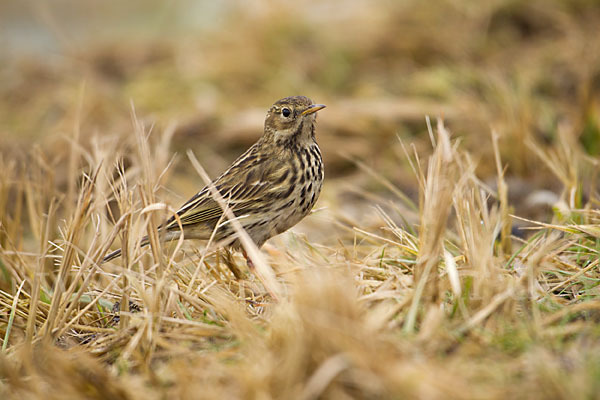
(273, 119, 316, 149)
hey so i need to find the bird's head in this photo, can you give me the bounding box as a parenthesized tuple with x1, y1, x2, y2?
(263, 96, 325, 147)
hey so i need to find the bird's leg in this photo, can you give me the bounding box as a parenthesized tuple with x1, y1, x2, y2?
(241, 248, 279, 301)
(241, 249, 255, 271)
(220, 248, 245, 279)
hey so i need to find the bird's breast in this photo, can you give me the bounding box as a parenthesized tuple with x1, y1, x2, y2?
(269, 143, 323, 233)
(230, 142, 324, 247)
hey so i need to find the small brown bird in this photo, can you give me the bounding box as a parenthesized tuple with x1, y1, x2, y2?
(103, 96, 325, 264)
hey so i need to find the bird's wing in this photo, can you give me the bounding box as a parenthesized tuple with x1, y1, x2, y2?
(161, 154, 289, 231)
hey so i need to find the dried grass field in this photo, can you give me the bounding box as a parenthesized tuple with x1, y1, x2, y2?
(1, 1, 600, 398)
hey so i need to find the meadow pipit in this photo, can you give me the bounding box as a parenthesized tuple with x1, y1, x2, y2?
(103, 96, 325, 265)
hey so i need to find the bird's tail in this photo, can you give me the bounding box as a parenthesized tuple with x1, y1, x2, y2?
(102, 230, 184, 264)
(102, 236, 150, 264)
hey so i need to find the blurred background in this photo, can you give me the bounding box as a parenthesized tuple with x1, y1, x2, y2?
(1, 0, 599, 226)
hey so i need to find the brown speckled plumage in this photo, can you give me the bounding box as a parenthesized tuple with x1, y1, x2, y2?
(103, 96, 325, 263)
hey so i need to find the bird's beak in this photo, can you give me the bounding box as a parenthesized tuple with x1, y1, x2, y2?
(301, 104, 326, 116)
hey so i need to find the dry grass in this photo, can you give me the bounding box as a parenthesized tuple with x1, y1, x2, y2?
(1, 112, 599, 399)
(2, 0, 600, 399)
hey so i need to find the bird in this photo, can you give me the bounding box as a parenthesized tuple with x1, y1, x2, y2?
(102, 96, 326, 268)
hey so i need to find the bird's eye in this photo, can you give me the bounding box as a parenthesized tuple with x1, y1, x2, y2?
(281, 107, 291, 117)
